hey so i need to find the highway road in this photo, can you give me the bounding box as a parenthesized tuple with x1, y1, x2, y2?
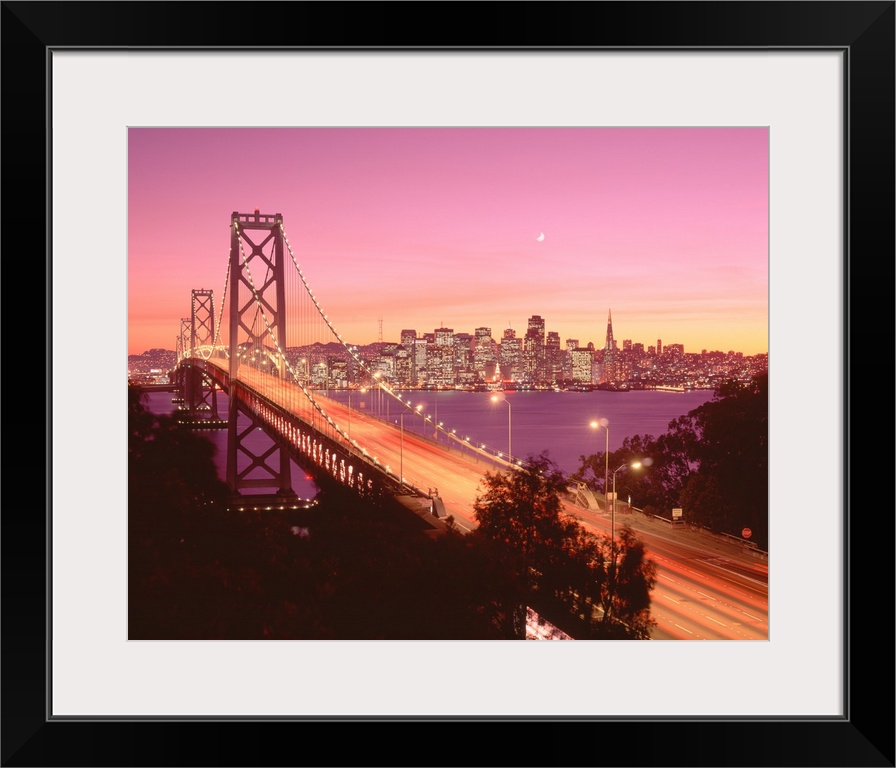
(224, 366, 769, 641)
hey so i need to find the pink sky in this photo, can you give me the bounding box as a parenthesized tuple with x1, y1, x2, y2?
(128, 127, 768, 356)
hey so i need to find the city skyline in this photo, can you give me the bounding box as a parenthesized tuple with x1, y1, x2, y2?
(128, 127, 769, 357)
(131, 311, 765, 359)
(129, 304, 767, 393)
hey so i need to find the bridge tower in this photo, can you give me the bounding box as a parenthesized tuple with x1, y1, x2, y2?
(179, 317, 190, 362)
(182, 289, 222, 424)
(191, 288, 216, 354)
(227, 209, 293, 497)
(171, 317, 191, 404)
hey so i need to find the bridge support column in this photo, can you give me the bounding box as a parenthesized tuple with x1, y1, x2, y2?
(226, 383, 296, 499)
(226, 210, 293, 498)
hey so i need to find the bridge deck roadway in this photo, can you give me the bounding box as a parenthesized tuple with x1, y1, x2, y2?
(226, 365, 506, 533)
(314, 392, 509, 533)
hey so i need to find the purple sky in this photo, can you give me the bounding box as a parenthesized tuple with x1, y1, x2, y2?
(128, 127, 768, 356)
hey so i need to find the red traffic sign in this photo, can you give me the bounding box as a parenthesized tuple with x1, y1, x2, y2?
(742, 527, 752, 539)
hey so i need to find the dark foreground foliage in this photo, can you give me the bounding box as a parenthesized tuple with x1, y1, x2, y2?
(472, 453, 657, 639)
(129, 386, 523, 639)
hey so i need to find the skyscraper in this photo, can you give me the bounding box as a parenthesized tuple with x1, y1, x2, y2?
(523, 328, 540, 382)
(527, 314, 547, 382)
(604, 310, 615, 351)
(474, 327, 496, 382)
(570, 347, 593, 384)
(401, 329, 417, 384)
(500, 328, 521, 382)
(413, 338, 428, 386)
(545, 331, 562, 384)
(602, 310, 617, 384)
(527, 314, 546, 342)
(428, 327, 456, 386)
(454, 332, 474, 385)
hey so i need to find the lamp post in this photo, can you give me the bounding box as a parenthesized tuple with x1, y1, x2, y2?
(399, 404, 422, 492)
(347, 389, 352, 439)
(610, 460, 642, 553)
(433, 388, 439, 441)
(589, 418, 610, 514)
(372, 371, 382, 418)
(606, 460, 642, 627)
(491, 394, 512, 464)
(399, 410, 407, 491)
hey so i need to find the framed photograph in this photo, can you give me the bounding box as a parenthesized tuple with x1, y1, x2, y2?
(8, 1, 892, 765)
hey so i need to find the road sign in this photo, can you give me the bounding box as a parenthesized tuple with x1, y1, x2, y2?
(672, 508, 683, 519)
(742, 527, 752, 539)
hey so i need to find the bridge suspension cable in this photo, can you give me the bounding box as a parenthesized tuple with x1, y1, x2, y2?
(282, 224, 428, 414)
(212, 213, 518, 486)
(279, 223, 518, 469)
(233, 220, 361, 464)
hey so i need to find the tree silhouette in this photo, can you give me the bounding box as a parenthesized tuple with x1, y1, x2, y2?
(472, 453, 657, 639)
(128, 386, 524, 639)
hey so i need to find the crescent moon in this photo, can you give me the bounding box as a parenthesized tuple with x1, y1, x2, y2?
(536, 232, 545, 242)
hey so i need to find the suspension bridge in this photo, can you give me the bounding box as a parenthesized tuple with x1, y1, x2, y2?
(155, 209, 770, 640)
(167, 209, 513, 532)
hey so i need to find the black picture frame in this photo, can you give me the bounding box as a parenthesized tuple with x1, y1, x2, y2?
(5, 2, 892, 766)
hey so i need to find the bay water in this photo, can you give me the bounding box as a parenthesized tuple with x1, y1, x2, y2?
(139, 388, 716, 494)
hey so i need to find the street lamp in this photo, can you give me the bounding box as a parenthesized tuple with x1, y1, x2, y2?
(610, 460, 642, 551)
(372, 371, 382, 418)
(399, 404, 422, 492)
(347, 388, 353, 439)
(491, 394, 512, 464)
(433, 387, 439, 441)
(589, 418, 610, 515)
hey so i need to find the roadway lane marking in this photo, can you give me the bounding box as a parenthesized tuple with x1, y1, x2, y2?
(696, 558, 769, 589)
(707, 616, 727, 627)
(673, 623, 694, 635)
(739, 611, 762, 622)
(656, 560, 767, 609)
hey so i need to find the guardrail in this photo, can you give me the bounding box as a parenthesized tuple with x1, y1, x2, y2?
(719, 531, 759, 549)
(653, 514, 684, 525)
